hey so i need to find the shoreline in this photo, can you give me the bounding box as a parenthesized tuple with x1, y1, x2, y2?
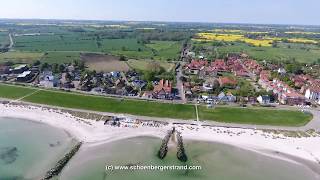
(1, 103, 320, 177)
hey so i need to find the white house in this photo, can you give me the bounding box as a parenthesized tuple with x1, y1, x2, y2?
(257, 95, 271, 105)
(305, 87, 320, 104)
(277, 68, 287, 75)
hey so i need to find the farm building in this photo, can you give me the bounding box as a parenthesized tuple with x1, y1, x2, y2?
(12, 64, 28, 74)
(16, 71, 34, 82)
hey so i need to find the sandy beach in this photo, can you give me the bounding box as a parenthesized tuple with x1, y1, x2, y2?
(1, 103, 320, 175)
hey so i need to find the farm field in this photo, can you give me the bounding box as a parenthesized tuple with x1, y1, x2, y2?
(126, 59, 175, 72)
(194, 33, 274, 47)
(0, 51, 44, 63)
(193, 41, 320, 63)
(81, 53, 130, 72)
(40, 51, 81, 64)
(0, 32, 9, 47)
(0, 83, 312, 126)
(14, 34, 100, 52)
(12, 33, 181, 61)
(216, 43, 320, 63)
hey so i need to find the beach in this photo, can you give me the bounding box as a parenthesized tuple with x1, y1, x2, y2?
(1, 103, 320, 178)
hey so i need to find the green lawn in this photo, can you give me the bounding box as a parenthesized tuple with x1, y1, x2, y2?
(22, 90, 196, 119)
(0, 84, 37, 99)
(0, 83, 313, 126)
(199, 107, 312, 126)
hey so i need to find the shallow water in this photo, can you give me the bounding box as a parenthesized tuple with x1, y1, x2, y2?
(0, 117, 75, 179)
(60, 136, 319, 180)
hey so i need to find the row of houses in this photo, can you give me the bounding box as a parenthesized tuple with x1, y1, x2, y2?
(258, 70, 307, 105)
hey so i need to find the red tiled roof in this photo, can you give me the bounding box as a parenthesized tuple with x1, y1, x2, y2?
(187, 60, 208, 70)
(219, 77, 237, 86)
(153, 79, 172, 94)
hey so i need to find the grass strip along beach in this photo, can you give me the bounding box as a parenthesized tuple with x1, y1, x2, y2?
(0, 83, 312, 126)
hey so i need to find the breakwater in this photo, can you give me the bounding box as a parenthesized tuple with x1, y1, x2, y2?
(158, 128, 175, 159)
(176, 132, 188, 162)
(42, 141, 82, 180)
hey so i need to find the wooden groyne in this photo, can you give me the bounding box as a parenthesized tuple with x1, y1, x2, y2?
(176, 132, 188, 162)
(158, 128, 175, 159)
(42, 142, 82, 180)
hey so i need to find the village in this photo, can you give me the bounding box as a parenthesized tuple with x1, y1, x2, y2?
(180, 52, 320, 107)
(0, 52, 320, 107)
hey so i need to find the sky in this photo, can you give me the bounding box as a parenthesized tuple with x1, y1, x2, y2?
(0, 0, 319, 25)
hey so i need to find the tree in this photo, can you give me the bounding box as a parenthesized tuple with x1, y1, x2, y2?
(119, 55, 127, 61)
(40, 63, 49, 71)
(52, 63, 59, 73)
(59, 64, 65, 72)
(146, 82, 154, 91)
(33, 60, 41, 66)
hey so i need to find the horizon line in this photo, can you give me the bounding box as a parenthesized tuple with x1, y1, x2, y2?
(1, 17, 320, 27)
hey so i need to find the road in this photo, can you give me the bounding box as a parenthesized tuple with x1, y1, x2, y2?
(8, 33, 14, 50)
(175, 62, 186, 103)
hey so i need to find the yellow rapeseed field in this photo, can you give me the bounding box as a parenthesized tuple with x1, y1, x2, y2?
(195, 33, 319, 46)
(195, 33, 273, 47)
(287, 38, 318, 44)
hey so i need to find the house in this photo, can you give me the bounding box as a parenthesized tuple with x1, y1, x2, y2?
(280, 92, 305, 105)
(211, 59, 228, 72)
(202, 78, 217, 92)
(185, 60, 208, 75)
(218, 92, 236, 102)
(142, 91, 153, 99)
(39, 71, 59, 88)
(234, 70, 249, 77)
(0, 65, 10, 74)
(60, 73, 75, 89)
(132, 80, 146, 90)
(277, 68, 287, 75)
(305, 86, 320, 104)
(218, 77, 238, 88)
(257, 95, 271, 105)
(12, 65, 28, 74)
(16, 71, 34, 82)
(153, 79, 173, 99)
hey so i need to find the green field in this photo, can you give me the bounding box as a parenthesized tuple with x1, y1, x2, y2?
(0, 51, 44, 63)
(40, 51, 81, 64)
(126, 59, 175, 71)
(193, 41, 320, 63)
(13, 33, 181, 62)
(199, 106, 312, 126)
(0, 83, 313, 126)
(0, 32, 9, 47)
(146, 41, 181, 60)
